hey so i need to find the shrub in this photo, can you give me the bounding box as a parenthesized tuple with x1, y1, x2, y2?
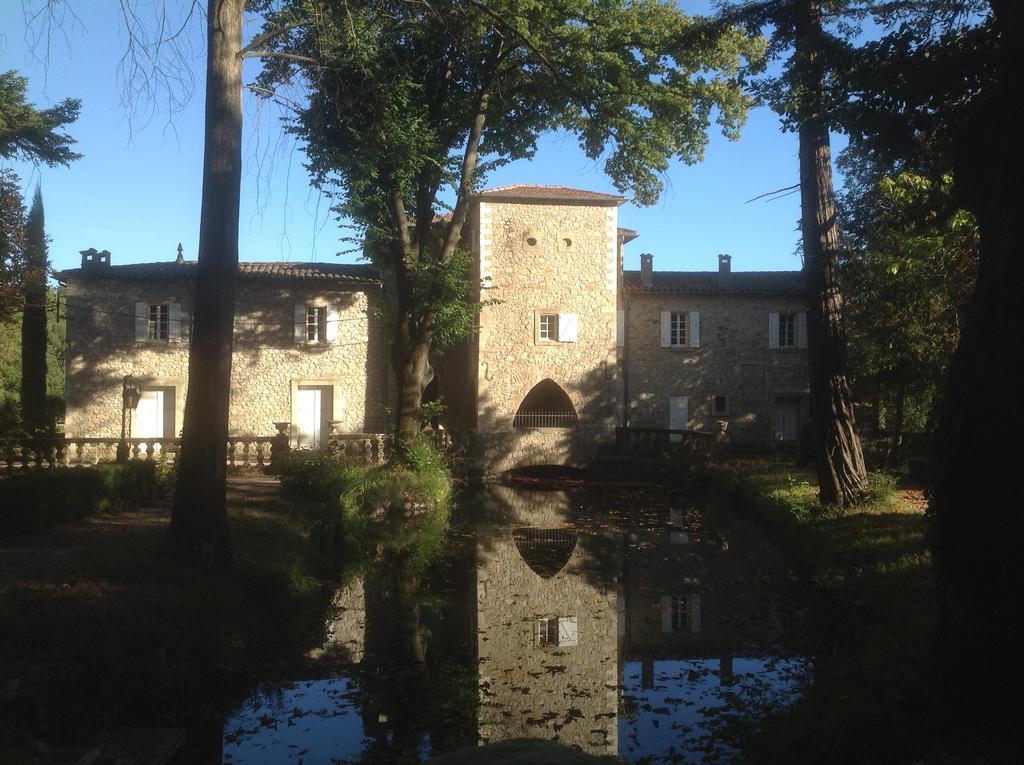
(276, 437, 454, 572)
(0, 462, 160, 537)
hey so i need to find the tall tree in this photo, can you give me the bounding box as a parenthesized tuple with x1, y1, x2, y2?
(0, 171, 27, 325)
(20, 186, 47, 433)
(719, 0, 869, 505)
(167, 0, 245, 565)
(793, 0, 866, 505)
(256, 0, 763, 461)
(0, 70, 80, 167)
(0, 71, 78, 324)
(929, 0, 1024, 734)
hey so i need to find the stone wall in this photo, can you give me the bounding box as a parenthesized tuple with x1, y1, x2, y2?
(63, 276, 390, 438)
(473, 199, 621, 448)
(624, 292, 810, 443)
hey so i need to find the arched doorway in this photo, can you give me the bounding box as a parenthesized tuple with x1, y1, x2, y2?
(513, 379, 578, 429)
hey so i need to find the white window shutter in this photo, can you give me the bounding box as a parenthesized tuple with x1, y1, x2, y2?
(325, 305, 339, 344)
(689, 311, 700, 348)
(168, 303, 182, 342)
(660, 595, 673, 633)
(558, 312, 578, 342)
(768, 312, 780, 349)
(797, 311, 808, 348)
(660, 311, 672, 348)
(134, 302, 147, 341)
(293, 305, 306, 344)
(616, 310, 625, 348)
(558, 616, 578, 647)
(689, 594, 703, 632)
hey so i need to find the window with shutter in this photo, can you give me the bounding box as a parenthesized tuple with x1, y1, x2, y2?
(136, 303, 178, 342)
(661, 311, 689, 347)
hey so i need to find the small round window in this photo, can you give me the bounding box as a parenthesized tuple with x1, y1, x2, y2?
(562, 237, 573, 248)
(526, 236, 538, 247)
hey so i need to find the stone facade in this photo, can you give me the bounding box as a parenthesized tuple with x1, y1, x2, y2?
(623, 286, 811, 444)
(61, 184, 809, 465)
(62, 265, 390, 442)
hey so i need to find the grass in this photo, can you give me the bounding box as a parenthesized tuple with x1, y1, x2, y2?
(0, 486, 339, 749)
(713, 461, 940, 764)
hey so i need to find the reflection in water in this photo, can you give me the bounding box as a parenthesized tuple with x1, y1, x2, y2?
(222, 482, 809, 763)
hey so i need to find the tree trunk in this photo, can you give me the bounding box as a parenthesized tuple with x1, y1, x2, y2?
(167, 0, 243, 566)
(391, 307, 435, 462)
(930, 0, 1024, 734)
(20, 187, 47, 434)
(795, 0, 867, 507)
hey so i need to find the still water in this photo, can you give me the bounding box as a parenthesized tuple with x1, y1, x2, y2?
(222, 480, 810, 764)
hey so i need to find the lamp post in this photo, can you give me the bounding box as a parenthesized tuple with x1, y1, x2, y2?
(118, 375, 142, 463)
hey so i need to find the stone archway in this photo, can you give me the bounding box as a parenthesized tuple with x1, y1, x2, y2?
(513, 379, 578, 429)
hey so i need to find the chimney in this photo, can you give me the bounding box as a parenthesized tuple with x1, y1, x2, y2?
(718, 253, 732, 288)
(640, 252, 654, 288)
(80, 248, 111, 269)
(176, 243, 185, 264)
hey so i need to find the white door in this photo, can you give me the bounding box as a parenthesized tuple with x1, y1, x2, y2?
(774, 398, 801, 441)
(135, 389, 164, 439)
(669, 396, 688, 443)
(296, 386, 333, 449)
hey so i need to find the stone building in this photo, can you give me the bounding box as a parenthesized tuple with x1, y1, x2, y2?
(58, 184, 810, 466)
(59, 250, 390, 447)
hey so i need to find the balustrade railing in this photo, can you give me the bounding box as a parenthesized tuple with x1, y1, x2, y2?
(1, 431, 387, 471)
(326, 432, 387, 465)
(1, 436, 279, 471)
(614, 427, 715, 457)
(512, 410, 579, 429)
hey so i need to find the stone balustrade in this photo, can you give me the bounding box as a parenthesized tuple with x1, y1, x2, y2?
(614, 427, 716, 458)
(326, 431, 388, 465)
(0, 431, 389, 471)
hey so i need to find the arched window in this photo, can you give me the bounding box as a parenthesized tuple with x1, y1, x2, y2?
(513, 379, 578, 429)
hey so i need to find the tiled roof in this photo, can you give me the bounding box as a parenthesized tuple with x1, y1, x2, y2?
(624, 270, 804, 295)
(58, 261, 381, 285)
(618, 227, 639, 243)
(477, 185, 626, 204)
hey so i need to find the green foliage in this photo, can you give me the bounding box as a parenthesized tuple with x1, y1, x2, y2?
(0, 169, 26, 325)
(277, 438, 453, 572)
(0, 287, 67, 434)
(0, 70, 81, 167)
(0, 462, 162, 537)
(840, 169, 978, 436)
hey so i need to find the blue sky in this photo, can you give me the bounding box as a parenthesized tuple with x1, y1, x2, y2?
(0, 1, 826, 277)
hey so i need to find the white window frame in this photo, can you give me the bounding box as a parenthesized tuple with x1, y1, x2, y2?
(147, 304, 169, 341)
(306, 305, 327, 343)
(779, 312, 796, 348)
(538, 313, 557, 342)
(670, 311, 687, 347)
(135, 302, 181, 343)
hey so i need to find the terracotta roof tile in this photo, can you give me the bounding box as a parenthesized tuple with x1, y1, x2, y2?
(57, 261, 381, 285)
(478, 184, 626, 204)
(624, 270, 803, 295)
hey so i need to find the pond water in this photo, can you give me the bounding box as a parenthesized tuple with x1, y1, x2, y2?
(221, 480, 810, 764)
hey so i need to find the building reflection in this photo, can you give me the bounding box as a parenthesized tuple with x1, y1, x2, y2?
(474, 484, 621, 754)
